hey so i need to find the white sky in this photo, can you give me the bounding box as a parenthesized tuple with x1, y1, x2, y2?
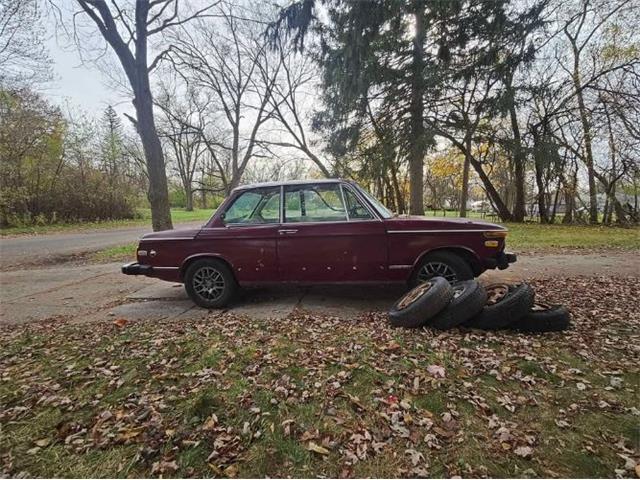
(43, 28, 130, 118)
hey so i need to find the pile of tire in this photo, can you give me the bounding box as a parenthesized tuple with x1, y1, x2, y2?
(388, 277, 570, 332)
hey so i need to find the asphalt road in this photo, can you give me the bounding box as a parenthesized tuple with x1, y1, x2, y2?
(0, 221, 204, 269)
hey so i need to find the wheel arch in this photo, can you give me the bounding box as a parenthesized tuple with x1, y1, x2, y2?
(180, 254, 237, 282)
(411, 246, 483, 278)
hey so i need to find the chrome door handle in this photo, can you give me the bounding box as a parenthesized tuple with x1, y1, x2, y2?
(278, 229, 298, 235)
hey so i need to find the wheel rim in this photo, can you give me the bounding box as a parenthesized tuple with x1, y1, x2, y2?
(417, 262, 457, 283)
(452, 283, 466, 299)
(192, 266, 226, 302)
(486, 284, 509, 305)
(397, 281, 433, 310)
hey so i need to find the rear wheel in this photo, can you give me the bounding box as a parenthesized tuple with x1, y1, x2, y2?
(410, 251, 474, 287)
(184, 259, 237, 309)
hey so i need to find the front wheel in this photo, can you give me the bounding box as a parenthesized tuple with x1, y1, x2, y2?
(410, 251, 474, 287)
(184, 259, 237, 308)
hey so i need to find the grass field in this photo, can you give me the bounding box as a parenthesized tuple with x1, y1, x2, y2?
(0, 208, 214, 236)
(1, 276, 637, 477)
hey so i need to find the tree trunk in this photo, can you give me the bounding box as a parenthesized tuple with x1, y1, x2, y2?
(408, 5, 426, 216)
(468, 156, 513, 221)
(532, 130, 549, 224)
(134, 87, 173, 231)
(184, 183, 193, 211)
(569, 42, 598, 224)
(389, 159, 405, 214)
(562, 169, 577, 224)
(506, 79, 526, 222)
(459, 139, 471, 218)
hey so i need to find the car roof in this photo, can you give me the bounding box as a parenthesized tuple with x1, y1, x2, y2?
(233, 178, 351, 192)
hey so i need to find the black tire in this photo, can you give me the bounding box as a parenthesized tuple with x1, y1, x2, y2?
(410, 251, 474, 287)
(510, 304, 571, 332)
(465, 283, 534, 330)
(389, 277, 454, 328)
(184, 258, 237, 309)
(428, 280, 487, 330)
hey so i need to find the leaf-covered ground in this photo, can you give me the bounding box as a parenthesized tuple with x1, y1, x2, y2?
(1, 276, 639, 478)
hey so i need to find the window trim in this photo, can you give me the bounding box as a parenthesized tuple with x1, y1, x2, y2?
(283, 182, 348, 224)
(341, 183, 378, 221)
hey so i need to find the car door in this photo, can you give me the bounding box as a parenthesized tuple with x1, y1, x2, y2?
(197, 186, 281, 283)
(277, 182, 387, 282)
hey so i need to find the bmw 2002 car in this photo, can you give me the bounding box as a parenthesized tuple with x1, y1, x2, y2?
(122, 179, 516, 308)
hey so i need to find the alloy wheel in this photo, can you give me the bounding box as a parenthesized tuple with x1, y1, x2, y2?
(417, 261, 457, 284)
(192, 266, 226, 302)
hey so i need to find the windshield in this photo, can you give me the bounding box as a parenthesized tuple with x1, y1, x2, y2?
(354, 184, 394, 219)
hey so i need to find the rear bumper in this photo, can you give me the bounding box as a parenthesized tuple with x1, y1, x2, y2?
(484, 252, 517, 270)
(121, 262, 153, 276)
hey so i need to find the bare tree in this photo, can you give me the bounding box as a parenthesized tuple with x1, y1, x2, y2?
(61, 0, 219, 230)
(165, 4, 280, 194)
(561, 0, 636, 223)
(156, 83, 206, 211)
(262, 41, 331, 177)
(0, 0, 51, 86)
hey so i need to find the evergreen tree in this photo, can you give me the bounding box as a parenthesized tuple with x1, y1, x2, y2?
(273, 0, 546, 215)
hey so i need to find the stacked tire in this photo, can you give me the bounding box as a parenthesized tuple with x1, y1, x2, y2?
(389, 277, 570, 332)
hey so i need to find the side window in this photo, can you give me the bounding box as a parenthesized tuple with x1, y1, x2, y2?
(285, 184, 347, 223)
(343, 186, 373, 220)
(223, 187, 280, 224)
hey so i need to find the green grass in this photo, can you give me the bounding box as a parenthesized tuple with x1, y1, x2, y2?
(0, 208, 213, 236)
(90, 243, 138, 262)
(2, 277, 638, 478)
(501, 222, 639, 251)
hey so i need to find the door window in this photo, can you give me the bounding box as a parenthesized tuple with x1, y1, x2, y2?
(285, 184, 347, 223)
(343, 186, 374, 220)
(223, 187, 281, 224)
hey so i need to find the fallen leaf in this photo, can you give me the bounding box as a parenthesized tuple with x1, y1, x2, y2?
(426, 365, 445, 378)
(514, 446, 533, 459)
(112, 318, 128, 328)
(307, 441, 330, 455)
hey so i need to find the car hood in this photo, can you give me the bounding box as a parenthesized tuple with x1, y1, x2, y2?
(384, 215, 506, 231)
(140, 228, 202, 241)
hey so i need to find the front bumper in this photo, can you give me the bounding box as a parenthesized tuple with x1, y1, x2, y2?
(122, 262, 153, 276)
(485, 252, 517, 270)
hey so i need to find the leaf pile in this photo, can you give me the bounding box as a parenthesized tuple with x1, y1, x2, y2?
(1, 275, 638, 478)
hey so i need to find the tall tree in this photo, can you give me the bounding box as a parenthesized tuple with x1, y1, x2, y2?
(272, 0, 545, 216)
(66, 1, 218, 231)
(166, 3, 281, 194)
(561, 0, 635, 223)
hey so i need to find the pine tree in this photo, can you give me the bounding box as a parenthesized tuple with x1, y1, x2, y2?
(272, 0, 546, 215)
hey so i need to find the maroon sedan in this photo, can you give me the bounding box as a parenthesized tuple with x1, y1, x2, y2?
(122, 179, 515, 308)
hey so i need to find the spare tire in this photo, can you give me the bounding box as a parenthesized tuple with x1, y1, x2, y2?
(465, 283, 534, 330)
(510, 303, 571, 332)
(428, 280, 487, 330)
(389, 277, 454, 328)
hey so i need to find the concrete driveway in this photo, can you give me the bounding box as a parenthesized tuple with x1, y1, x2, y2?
(0, 221, 205, 269)
(1, 252, 637, 326)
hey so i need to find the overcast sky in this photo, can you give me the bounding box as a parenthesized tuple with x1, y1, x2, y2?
(43, 29, 130, 118)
